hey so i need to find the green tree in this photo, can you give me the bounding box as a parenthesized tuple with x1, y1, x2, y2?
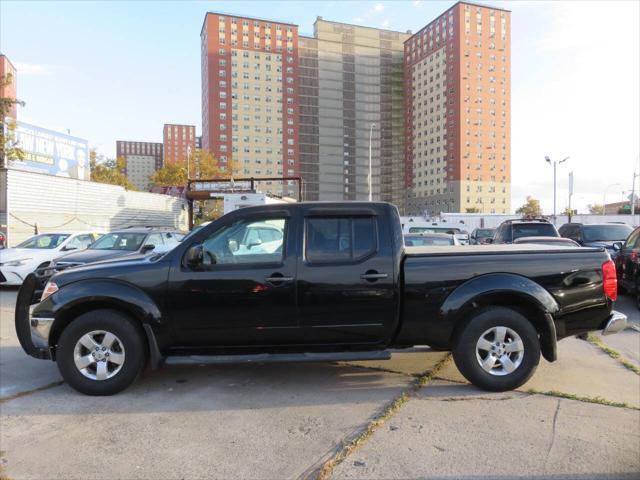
(151, 149, 233, 187)
(515, 196, 543, 217)
(89, 150, 137, 190)
(588, 204, 605, 215)
(0, 73, 26, 168)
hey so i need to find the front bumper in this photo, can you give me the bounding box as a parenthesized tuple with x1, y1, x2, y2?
(0, 267, 26, 285)
(602, 310, 627, 335)
(30, 305, 55, 350)
(15, 273, 53, 359)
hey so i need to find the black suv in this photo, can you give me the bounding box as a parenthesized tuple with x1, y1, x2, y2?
(491, 219, 559, 244)
(558, 223, 632, 260)
(614, 226, 640, 306)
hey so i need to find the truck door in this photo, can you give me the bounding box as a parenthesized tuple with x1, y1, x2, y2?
(296, 207, 399, 345)
(167, 210, 299, 347)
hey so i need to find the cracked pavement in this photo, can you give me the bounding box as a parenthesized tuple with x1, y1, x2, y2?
(1, 287, 639, 479)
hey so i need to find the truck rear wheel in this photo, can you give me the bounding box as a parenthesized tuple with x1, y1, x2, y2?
(56, 309, 146, 395)
(452, 306, 540, 392)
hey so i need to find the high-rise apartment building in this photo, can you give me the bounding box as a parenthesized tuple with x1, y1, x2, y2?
(404, 1, 511, 214)
(0, 54, 18, 120)
(163, 124, 196, 164)
(116, 140, 164, 191)
(201, 13, 299, 196)
(298, 20, 409, 204)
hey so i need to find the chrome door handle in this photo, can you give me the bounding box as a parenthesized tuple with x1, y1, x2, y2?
(360, 273, 388, 280)
(265, 276, 293, 283)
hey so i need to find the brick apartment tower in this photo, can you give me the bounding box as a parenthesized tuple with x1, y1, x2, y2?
(163, 124, 196, 164)
(116, 141, 164, 191)
(201, 13, 299, 197)
(298, 20, 409, 205)
(0, 54, 18, 120)
(405, 1, 511, 215)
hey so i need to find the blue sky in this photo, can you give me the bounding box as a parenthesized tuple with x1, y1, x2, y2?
(2, 0, 639, 213)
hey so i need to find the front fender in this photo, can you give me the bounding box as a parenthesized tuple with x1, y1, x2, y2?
(441, 273, 559, 319)
(34, 278, 164, 341)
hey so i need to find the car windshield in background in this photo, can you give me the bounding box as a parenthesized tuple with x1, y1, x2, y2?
(512, 224, 557, 240)
(89, 232, 147, 251)
(16, 234, 70, 249)
(582, 225, 632, 242)
(476, 229, 494, 238)
(404, 236, 454, 246)
(519, 239, 577, 246)
(408, 227, 462, 234)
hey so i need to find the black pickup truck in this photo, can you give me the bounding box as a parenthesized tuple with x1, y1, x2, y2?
(17, 202, 626, 395)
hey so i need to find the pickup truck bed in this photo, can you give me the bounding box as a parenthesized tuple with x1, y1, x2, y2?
(17, 202, 626, 395)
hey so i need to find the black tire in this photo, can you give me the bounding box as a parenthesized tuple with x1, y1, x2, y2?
(452, 306, 541, 392)
(56, 309, 146, 395)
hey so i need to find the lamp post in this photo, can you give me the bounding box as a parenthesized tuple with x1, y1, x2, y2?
(603, 183, 621, 215)
(545, 155, 569, 223)
(368, 123, 377, 202)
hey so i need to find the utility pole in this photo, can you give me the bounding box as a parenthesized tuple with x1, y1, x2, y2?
(545, 155, 569, 224)
(368, 123, 376, 202)
(629, 171, 639, 218)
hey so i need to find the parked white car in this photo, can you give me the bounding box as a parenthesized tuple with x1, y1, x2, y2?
(0, 231, 102, 285)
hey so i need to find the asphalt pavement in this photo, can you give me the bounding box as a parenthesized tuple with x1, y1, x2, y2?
(0, 286, 638, 479)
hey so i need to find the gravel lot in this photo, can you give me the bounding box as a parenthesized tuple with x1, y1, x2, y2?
(1, 287, 638, 479)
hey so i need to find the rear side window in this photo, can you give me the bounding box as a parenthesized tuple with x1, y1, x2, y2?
(306, 217, 376, 263)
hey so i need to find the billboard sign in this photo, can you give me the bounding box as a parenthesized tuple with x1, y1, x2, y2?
(9, 121, 89, 180)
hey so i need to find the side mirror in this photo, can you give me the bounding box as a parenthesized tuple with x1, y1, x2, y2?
(228, 239, 239, 252)
(185, 244, 203, 269)
(247, 239, 262, 250)
(141, 244, 156, 253)
(613, 242, 623, 252)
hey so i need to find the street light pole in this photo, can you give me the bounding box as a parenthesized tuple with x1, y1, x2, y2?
(368, 123, 376, 202)
(545, 155, 569, 223)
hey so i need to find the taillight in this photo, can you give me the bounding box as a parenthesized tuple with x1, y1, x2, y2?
(602, 260, 617, 301)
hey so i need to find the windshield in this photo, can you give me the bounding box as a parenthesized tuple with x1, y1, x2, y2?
(518, 238, 577, 246)
(89, 232, 147, 251)
(475, 229, 494, 238)
(16, 234, 70, 249)
(409, 226, 462, 234)
(512, 224, 558, 240)
(582, 225, 632, 242)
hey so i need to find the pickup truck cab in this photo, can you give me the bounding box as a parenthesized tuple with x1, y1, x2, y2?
(17, 202, 626, 395)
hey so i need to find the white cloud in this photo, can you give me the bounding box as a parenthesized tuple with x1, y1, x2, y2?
(373, 3, 384, 13)
(14, 62, 53, 76)
(381, 19, 390, 28)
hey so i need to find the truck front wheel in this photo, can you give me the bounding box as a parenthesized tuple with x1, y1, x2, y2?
(452, 307, 540, 392)
(56, 309, 146, 395)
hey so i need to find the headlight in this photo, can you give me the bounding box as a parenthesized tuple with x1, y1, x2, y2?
(41, 281, 59, 301)
(3, 258, 33, 267)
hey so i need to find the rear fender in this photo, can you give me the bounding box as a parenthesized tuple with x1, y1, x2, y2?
(443, 273, 560, 362)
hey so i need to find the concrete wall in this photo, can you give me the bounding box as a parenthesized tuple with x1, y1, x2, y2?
(4, 169, 188, 246)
